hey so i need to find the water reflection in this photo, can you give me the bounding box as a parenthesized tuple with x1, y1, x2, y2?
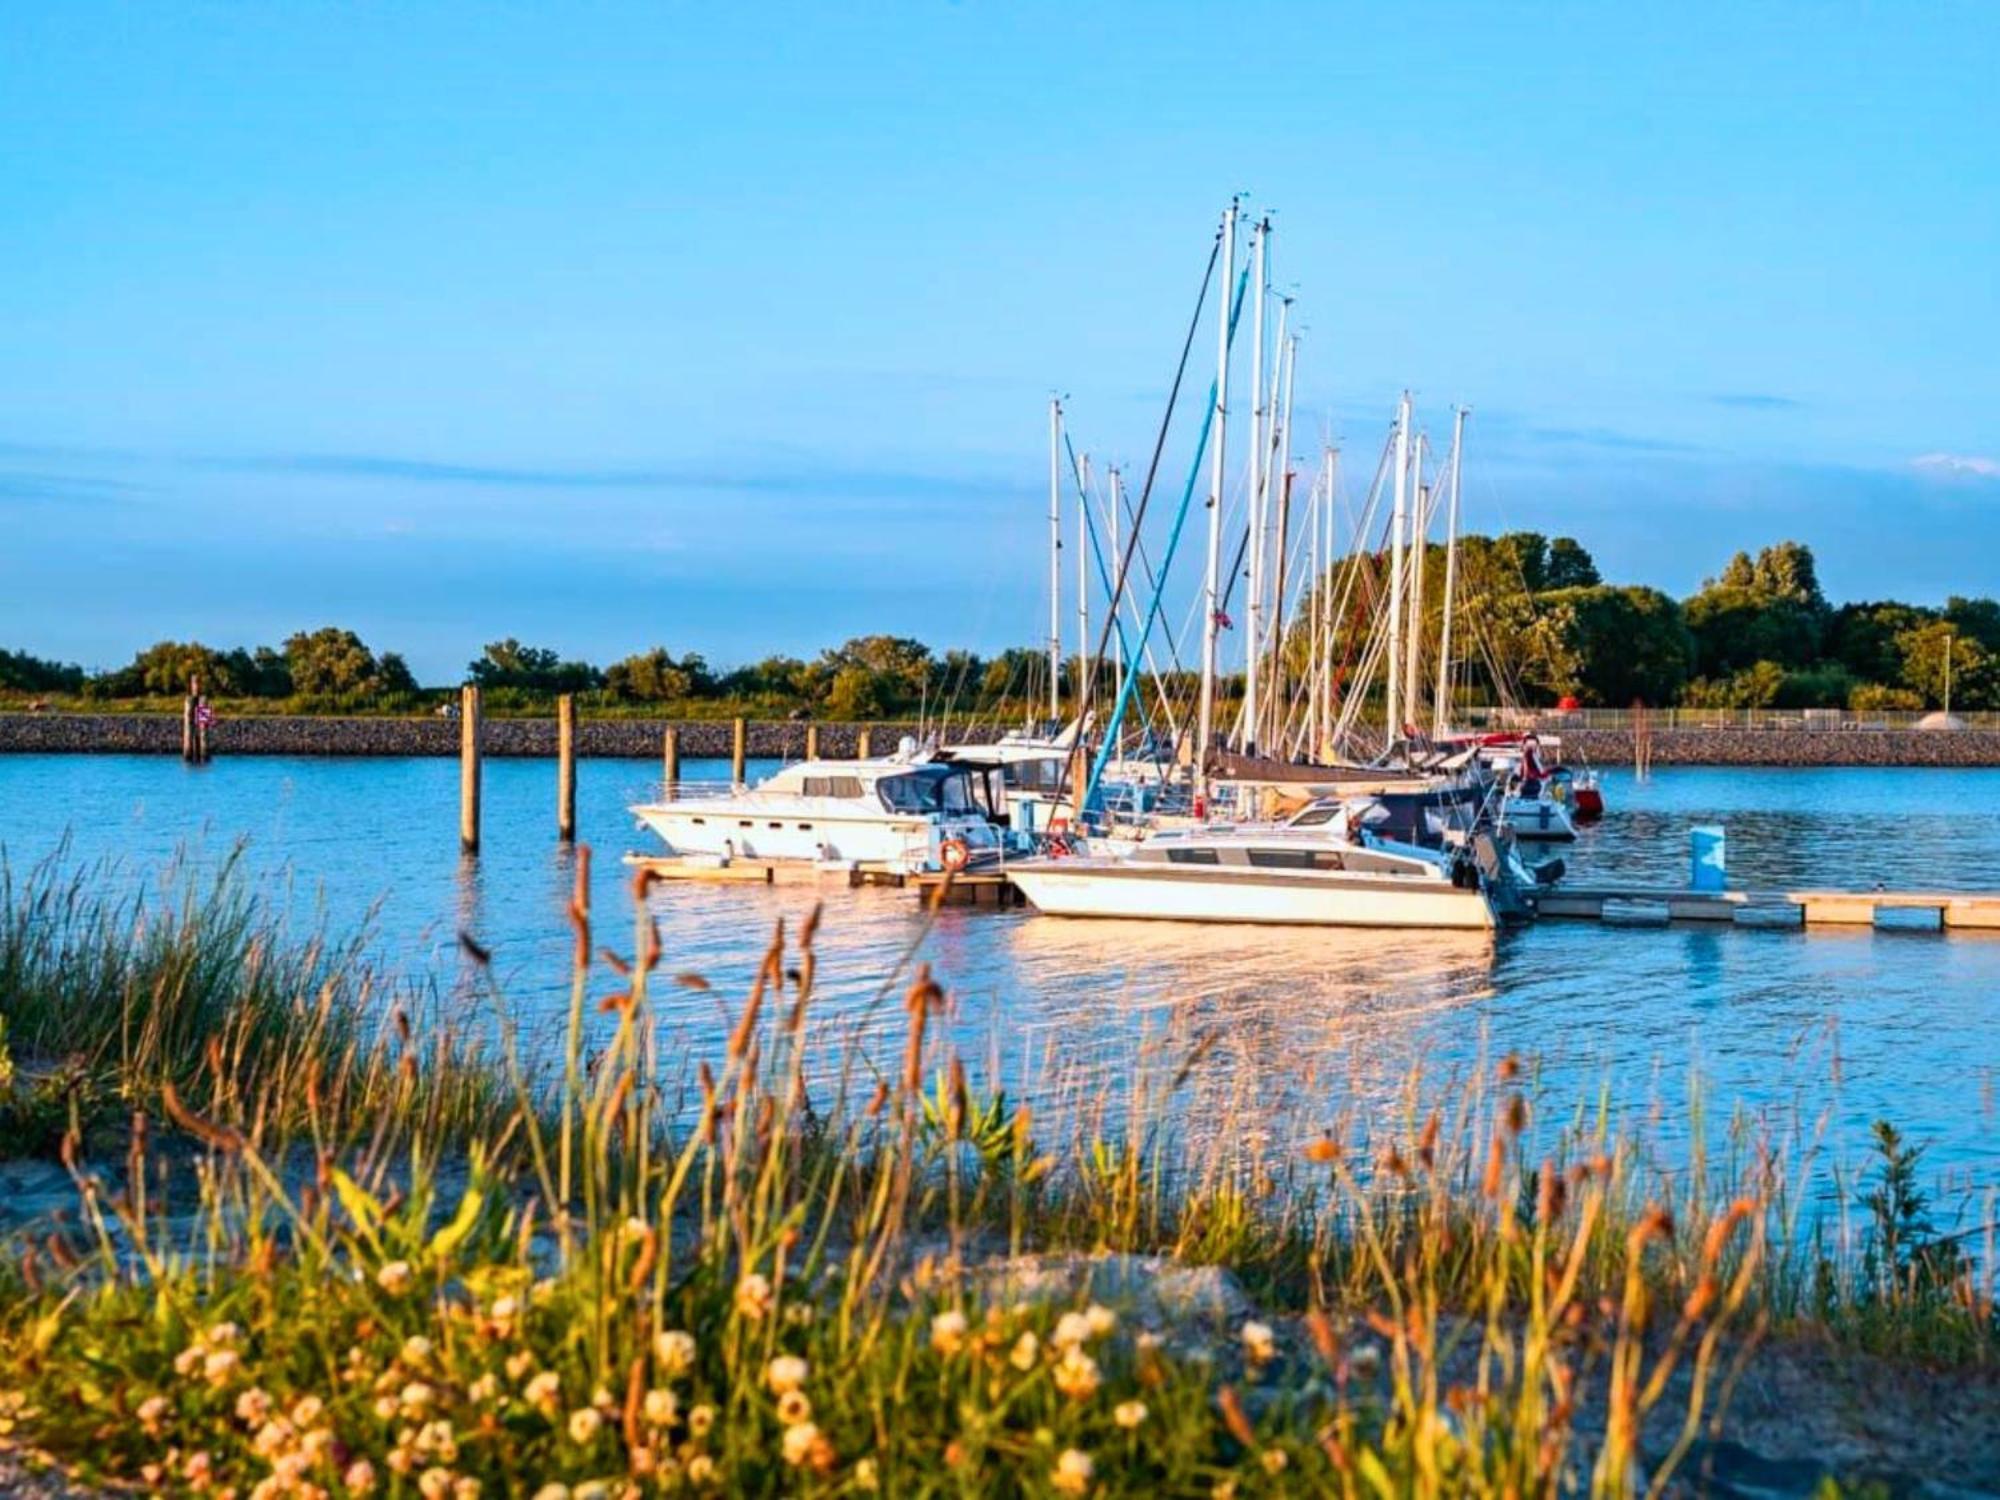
(2, 756, 1998, 1195)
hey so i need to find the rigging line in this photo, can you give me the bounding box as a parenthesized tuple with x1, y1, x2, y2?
(1076, 256, 1252, 811)
(1063, 430, 1180, 753)
(1073, 230, 1222, 730)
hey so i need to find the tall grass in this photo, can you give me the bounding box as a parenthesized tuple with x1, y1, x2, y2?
(0, 852, 1990, 1495)
(0, 845, 507, 1156)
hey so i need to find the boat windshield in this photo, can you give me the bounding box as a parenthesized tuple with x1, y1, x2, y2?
(877, 771, 980, 815)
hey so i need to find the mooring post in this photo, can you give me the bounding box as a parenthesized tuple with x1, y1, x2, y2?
(856, 727, 873, 760)
(181, 677, 196, 764)
(805, 722, 820, 761)
(730, 716, 748, 788)
(557, 693, 577, 843)
(460, 684, 482, 854)
(662, 725, 680, 793)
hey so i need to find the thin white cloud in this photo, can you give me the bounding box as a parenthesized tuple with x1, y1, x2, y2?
(1912, 452, 2000, 480)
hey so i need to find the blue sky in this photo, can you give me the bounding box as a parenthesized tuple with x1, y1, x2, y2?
(3, 2, 1996, 680)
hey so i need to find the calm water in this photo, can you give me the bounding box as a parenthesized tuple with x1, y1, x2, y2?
(2, 755, 1996, 1219)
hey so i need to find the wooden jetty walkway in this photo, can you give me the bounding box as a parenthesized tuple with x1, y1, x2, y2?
(622, 855, 1994, 930)
(622, 855, 1026, 906)
(1537, 885, 2000, 931)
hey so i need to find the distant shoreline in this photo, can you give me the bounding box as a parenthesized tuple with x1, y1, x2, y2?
(4, 712, 2000, 767)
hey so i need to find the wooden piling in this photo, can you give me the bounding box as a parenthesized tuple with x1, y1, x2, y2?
(556, 694, 577, 842)
(460, 685, 482, 854)
(662, 726, 681, 791)
(182, 675, 208, 764)
(730, 717, 748, 787)
(856, 727, 873, 760)
(805, 723, 820, 761)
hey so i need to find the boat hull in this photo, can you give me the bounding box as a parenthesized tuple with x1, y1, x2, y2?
(1006, 861, 1495, 930)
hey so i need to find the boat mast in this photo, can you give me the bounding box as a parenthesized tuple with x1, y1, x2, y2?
(1109, 466, 1126, 718)
(1404, 434, 1427, 738)
(1244, 217, 1269, 752)
(1048, 397, 1062, 727)
(1433, 407, 1468, 737)
(1387, 392, 1410, 751)
(1266, 329, 1298, 747)
(1196, 201, 1236, 793)
(1077, 451, 1091, 728)
(1315, 445, 1335, 757)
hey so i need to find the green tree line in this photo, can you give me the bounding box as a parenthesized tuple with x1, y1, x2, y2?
(4, 537, 1996, 714)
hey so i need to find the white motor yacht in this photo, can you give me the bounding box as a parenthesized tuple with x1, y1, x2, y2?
(1006, 798, 1529, 930)
(632, 751, 1001, 873)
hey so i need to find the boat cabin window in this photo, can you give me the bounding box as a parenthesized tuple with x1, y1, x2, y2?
(877, 771, 979, 815)
(1288, 805, 1340, 827)
(801, 776, 864, 798)
(1164, 847, 1221, 865)
(1001, 758, 1066, 792)
(1248, 848, 1342, 871)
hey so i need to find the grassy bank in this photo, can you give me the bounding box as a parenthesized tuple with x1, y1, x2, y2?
(0, 858, 1993, 1495)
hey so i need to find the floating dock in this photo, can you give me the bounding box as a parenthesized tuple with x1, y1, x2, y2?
(1537, 885, 2000, 931)
(623, 854, 910, 889)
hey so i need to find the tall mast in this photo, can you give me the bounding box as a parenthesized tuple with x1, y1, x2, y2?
(1404, 436, 1427, 737)
(1077, 452, 1091, 726)
(1197, 201, 1237, 790)
(1265, 329, 1298, 746)
(1387, 392, 1410, 749)
(1243, 216, 1269, 751)
(1109, 466, 1126, 716)
(1047, 397, 1062, 726)
(1318, 446, 1337, 757)
(1434, 407, 1468, 737)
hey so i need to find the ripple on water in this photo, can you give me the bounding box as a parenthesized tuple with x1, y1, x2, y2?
(1, 757, 1995, 1209)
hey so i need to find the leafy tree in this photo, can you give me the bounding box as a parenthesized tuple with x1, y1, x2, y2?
(286, 628, 389, 698)
(467, 639, 602, 694)
(1543, 537, 1600, 590)
(814, 636, 933, 714)
(1894, 620, 1997, 710)
(0, 648, 84, 694)
(1533, 586, 1693, 705)
(719, 655, 811, 701)
(1944, 595, 2000, 655)
(1493, 532, 1550, 593)
(823, 665, 883, 719)
(605, 648, 714, 703)
(1682, 661, 1787, 709)
(1827, 602, 1934, 684)
(1684, 542, 1828, 676)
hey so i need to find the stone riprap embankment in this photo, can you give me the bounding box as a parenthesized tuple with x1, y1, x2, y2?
(1557, 727, 2000, 768)
(3, 715, 2000, 765)
(0, 714, 948, 758)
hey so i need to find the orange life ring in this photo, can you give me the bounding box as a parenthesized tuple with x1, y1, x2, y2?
(939, 837, 971, 872)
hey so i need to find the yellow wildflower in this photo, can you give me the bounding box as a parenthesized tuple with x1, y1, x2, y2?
(1240, 1321, 1276, 1365)
(688, 1403, 716, 1436)
(1009, 1331, 1040, 1371)
(1262, 1448, 1289, 1475)
(1114, 1399, 1148, 1429)
(764, 1354, 809, 1394)
(1052, 1347, 1101, 1402)
(1052, 1311, 1093, 1350)
(567, 1407, 603, 1444)
(853, 1457, 879, 1491)
(735, 1273, 772, 1321)
(654, 1330, 697, 1377)
(642, 1388, 679, 1428)
(343, 1458, 377, 1494)
(376, 1261, 414, 1296)
(776, 1390, 812, 1426)
(1084, 1304, 1117, 1337)
(235, 1388, 272, 1426)
(930, 1309, 969, 1356)
(1051, 1448, 1094, 1496)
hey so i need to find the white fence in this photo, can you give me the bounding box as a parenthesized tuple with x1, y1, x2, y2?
(1459, 707, 2000, 732)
